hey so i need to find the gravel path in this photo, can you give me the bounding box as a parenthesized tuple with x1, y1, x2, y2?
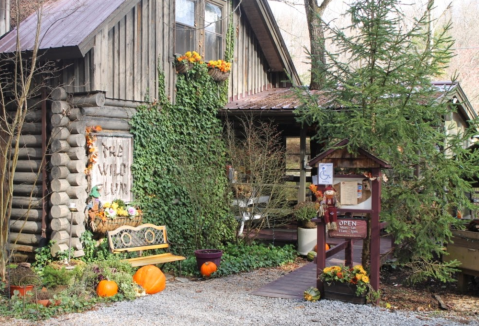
(3, 267, 478, 326)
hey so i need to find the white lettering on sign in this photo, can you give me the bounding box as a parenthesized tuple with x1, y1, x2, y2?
(91, 136, 133, 203)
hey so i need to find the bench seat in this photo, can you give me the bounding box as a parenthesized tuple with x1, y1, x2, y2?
(107, 223, 185, 267)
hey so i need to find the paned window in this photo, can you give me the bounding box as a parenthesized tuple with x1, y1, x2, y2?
(175, 0, 224, 61)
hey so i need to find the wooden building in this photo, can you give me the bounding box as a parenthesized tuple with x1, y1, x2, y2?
(0, 0, 301, 258)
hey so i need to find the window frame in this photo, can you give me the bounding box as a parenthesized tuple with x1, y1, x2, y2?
(174, 0, 227, 61)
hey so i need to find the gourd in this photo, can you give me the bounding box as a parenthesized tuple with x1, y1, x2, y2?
(303, 286, 321, 302)
(133, 265, 166, 294)
(200, 261, 217, 277)
(307, 251, 317, 261)
(313, 243, 330, 252)
(96, 280, 118, 297)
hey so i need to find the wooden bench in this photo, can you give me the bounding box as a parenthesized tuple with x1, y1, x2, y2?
(107, 224, 186, 267)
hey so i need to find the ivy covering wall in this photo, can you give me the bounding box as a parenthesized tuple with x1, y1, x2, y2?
(130, 65, 236, 254)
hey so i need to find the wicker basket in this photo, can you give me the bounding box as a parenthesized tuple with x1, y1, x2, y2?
(208, 68, 230, 82)
(89, 215, 143, 234)
(176, 62, 193, 74)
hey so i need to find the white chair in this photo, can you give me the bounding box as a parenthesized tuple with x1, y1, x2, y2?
(235, 196, 270, 236)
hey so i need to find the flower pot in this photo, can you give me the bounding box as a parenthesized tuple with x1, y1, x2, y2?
(36, 299, 51, 307)
(323, 282, 366, 304)
(297, 227, 317, 255)
(176, 62, 193, 74)
(194, 249, 223, 272)
(9, 284, 34, 297)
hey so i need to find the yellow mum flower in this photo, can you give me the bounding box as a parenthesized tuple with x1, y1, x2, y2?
(185, 51, 192, 57)
(323, 267, 332, 273)
(112, 203, 119, 210)
(103, 202, 111, 208)
(361, 275, 370, 283)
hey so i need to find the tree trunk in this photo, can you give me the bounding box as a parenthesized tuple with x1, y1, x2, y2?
(304, 0, 332, 90)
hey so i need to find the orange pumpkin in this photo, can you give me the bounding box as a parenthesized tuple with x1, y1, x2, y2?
(133, 265, 166, 294)
(96, 280, 118, 297)
(313, 244, 330, 252)
(200, 261, 217, 277)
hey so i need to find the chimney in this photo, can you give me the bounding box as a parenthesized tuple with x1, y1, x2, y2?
(0, 0, 10, 36)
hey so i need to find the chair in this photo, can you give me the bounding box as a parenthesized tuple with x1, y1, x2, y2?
(234, 196, 270, 236)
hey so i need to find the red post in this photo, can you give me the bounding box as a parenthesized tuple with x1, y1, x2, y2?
(315, 218, 326, 292)
(370, 168, 381, 291)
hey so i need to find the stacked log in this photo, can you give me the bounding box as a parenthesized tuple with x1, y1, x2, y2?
(49, 88, 89, 258)
(8, 98, 44, 257)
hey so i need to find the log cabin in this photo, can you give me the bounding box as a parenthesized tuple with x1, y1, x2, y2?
(0, 0, 301, 259)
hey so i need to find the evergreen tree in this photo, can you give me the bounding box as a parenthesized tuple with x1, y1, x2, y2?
(296, 0, 479, 282)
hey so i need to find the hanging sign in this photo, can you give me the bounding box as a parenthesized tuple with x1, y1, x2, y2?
(317, 163, 333, 185)
(91, 135, 133, 203)
(329, 219, 367, 239)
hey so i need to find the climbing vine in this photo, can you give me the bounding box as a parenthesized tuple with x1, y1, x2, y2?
(130, 37, 237, 253)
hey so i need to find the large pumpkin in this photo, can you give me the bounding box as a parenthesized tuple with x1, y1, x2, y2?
(96, 280, 118, 297)
(200, 261, 217, 277)
(133, 265, 166, 294)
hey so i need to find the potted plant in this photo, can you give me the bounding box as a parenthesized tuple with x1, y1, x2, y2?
(8, 263, 40, 297)
(194, 249, 223, 273)
(321, 264, 378, 304)
(294, 201, 319, 255)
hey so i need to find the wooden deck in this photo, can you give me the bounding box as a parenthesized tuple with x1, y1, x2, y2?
(251, 236, 393, 299)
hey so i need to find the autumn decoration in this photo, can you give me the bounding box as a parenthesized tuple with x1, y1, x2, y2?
(96, 279, 118, 297)
(303, 286, 321, 302)
(84, 125, 102, 175)
(200, 261, 217, 278)
(133, 265, 166, 295)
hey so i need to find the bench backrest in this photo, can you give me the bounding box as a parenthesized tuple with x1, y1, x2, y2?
(107, 223, 169, 253)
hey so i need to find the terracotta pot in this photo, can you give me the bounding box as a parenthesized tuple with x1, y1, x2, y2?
(9, 284, 34, 297)
(36, 299, 50, 307)
(194, 249, 223, 272)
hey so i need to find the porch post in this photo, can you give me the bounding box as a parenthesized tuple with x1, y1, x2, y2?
(298, 126, 306, 202)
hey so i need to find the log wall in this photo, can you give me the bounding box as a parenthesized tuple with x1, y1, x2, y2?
(7, 98, 44, 259)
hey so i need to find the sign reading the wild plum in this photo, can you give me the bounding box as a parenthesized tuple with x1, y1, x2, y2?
(91, 135, 133, 203)
(329, 219, 367, 239)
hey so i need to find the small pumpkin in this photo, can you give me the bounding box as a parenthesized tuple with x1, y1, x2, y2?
(200, 261, 217, 278)
(133, 265, 166, 294)
(307, 251, 317, 261)
(96, 280, 118, 297)
(313, 243, 330, 252)
(304, 286, 321, 302)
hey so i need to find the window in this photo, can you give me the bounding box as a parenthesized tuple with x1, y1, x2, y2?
(175, 0, 224, 61)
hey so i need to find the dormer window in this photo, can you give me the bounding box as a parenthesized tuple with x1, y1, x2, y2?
(175, 0, 224, 61)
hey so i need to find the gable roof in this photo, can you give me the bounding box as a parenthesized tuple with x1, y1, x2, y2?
(308, 139, 392, 169)
(0, 0, 137, 59)
(0, 0, 301, 84)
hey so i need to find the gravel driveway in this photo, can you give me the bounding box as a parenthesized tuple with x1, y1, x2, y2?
(4, 267, 478, 326)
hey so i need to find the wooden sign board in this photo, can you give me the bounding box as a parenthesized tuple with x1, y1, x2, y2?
(91, 135, 133, 203)
(329, 219, 367, 239)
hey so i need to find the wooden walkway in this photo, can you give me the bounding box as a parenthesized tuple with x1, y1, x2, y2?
(251, 237, 393, 299)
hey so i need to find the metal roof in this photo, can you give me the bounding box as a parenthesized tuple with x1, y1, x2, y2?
(0, 0, 130, 58)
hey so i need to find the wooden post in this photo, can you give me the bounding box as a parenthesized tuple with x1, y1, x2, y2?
(315, 218, 326, 293)
(370, 168, 381, 291)
(298, 126, 306, 202)
(345, 239, 353, 268)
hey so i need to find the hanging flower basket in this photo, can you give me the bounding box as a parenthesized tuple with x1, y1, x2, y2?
(208, 68, 230, 82)
(176, 62, 193, 74)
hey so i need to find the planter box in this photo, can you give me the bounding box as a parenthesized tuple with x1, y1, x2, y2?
(323, 282, 366, 304)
